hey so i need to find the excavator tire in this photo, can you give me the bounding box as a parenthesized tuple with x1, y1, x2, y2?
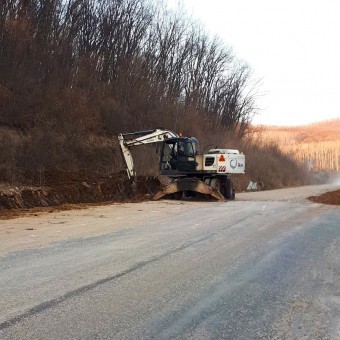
(225, 179, 235, 200)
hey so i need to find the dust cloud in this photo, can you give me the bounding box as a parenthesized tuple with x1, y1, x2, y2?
(327, 173, 340, 185)
(311, 171, 340, 185)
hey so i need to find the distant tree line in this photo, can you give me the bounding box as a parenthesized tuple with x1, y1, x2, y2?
(256, 128, 340, 173)
(284, 141, 340, 173)
(0, 0, 258, 181)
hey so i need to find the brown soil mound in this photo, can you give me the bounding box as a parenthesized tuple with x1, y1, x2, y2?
(308, 189, 340, 205)
(0, 171, 160, 214)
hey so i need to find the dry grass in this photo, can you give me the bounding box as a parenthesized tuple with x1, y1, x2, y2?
(254, 119, 340, 172)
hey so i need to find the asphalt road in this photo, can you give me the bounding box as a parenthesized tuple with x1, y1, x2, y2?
(1, 189, 340, 339)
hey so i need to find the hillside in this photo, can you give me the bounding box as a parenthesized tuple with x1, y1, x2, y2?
(0, 0, 315, 211)
(0, 0, 255, 184)
(255, 119, 340, 172)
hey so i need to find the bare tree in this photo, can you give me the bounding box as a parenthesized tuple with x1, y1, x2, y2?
(0, 0, 259, 180)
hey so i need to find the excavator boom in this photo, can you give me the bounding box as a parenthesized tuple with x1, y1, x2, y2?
(118, 129, 178, 181)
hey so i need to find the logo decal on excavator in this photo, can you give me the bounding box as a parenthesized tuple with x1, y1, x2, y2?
(219, 155, 225, 162)
(230, 159, 237, 169)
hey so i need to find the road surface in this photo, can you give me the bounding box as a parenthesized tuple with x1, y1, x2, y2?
(0, 185, 340, 339)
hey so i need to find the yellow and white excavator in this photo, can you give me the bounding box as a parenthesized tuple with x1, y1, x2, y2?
(118, 128, 245, 201)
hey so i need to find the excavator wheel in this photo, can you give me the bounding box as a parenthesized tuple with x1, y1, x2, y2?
(210, 178, 221, 192)
(225, 179, 235, 200)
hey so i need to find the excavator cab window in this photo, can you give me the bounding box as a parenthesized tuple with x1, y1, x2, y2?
(160, 138, 196, 172)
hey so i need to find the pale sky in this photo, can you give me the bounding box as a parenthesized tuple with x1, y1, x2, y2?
(167, 0, 340, 126)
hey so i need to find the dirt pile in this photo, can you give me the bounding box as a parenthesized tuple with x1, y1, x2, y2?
(0, 172, 160, 211)
(308, 189, 340, 205)
(0, 170, 249, 216)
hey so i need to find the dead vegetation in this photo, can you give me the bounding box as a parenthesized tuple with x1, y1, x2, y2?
(0, 0, 257, 183)
(255, 119, 340, 172)
(240, 140, 310, 190)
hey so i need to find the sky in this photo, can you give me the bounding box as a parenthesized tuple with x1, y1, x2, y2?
(167, 0, 340, 126)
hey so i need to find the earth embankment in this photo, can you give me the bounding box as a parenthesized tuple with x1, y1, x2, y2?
(0, 172, 159, 211)
(0, 172, 338, 220)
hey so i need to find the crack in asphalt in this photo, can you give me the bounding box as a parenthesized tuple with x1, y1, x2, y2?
(0, 232, 214, 331)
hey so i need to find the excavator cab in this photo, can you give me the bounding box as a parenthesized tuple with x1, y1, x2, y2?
(160, 137, 199, 173)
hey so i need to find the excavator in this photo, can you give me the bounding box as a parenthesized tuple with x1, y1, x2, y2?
(118, 128, 245, 201)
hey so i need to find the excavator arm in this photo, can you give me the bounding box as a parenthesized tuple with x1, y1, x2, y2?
(118, 129, 178, 182)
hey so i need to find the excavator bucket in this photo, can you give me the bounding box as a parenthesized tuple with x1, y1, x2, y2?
(153, 177, 226, 202)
